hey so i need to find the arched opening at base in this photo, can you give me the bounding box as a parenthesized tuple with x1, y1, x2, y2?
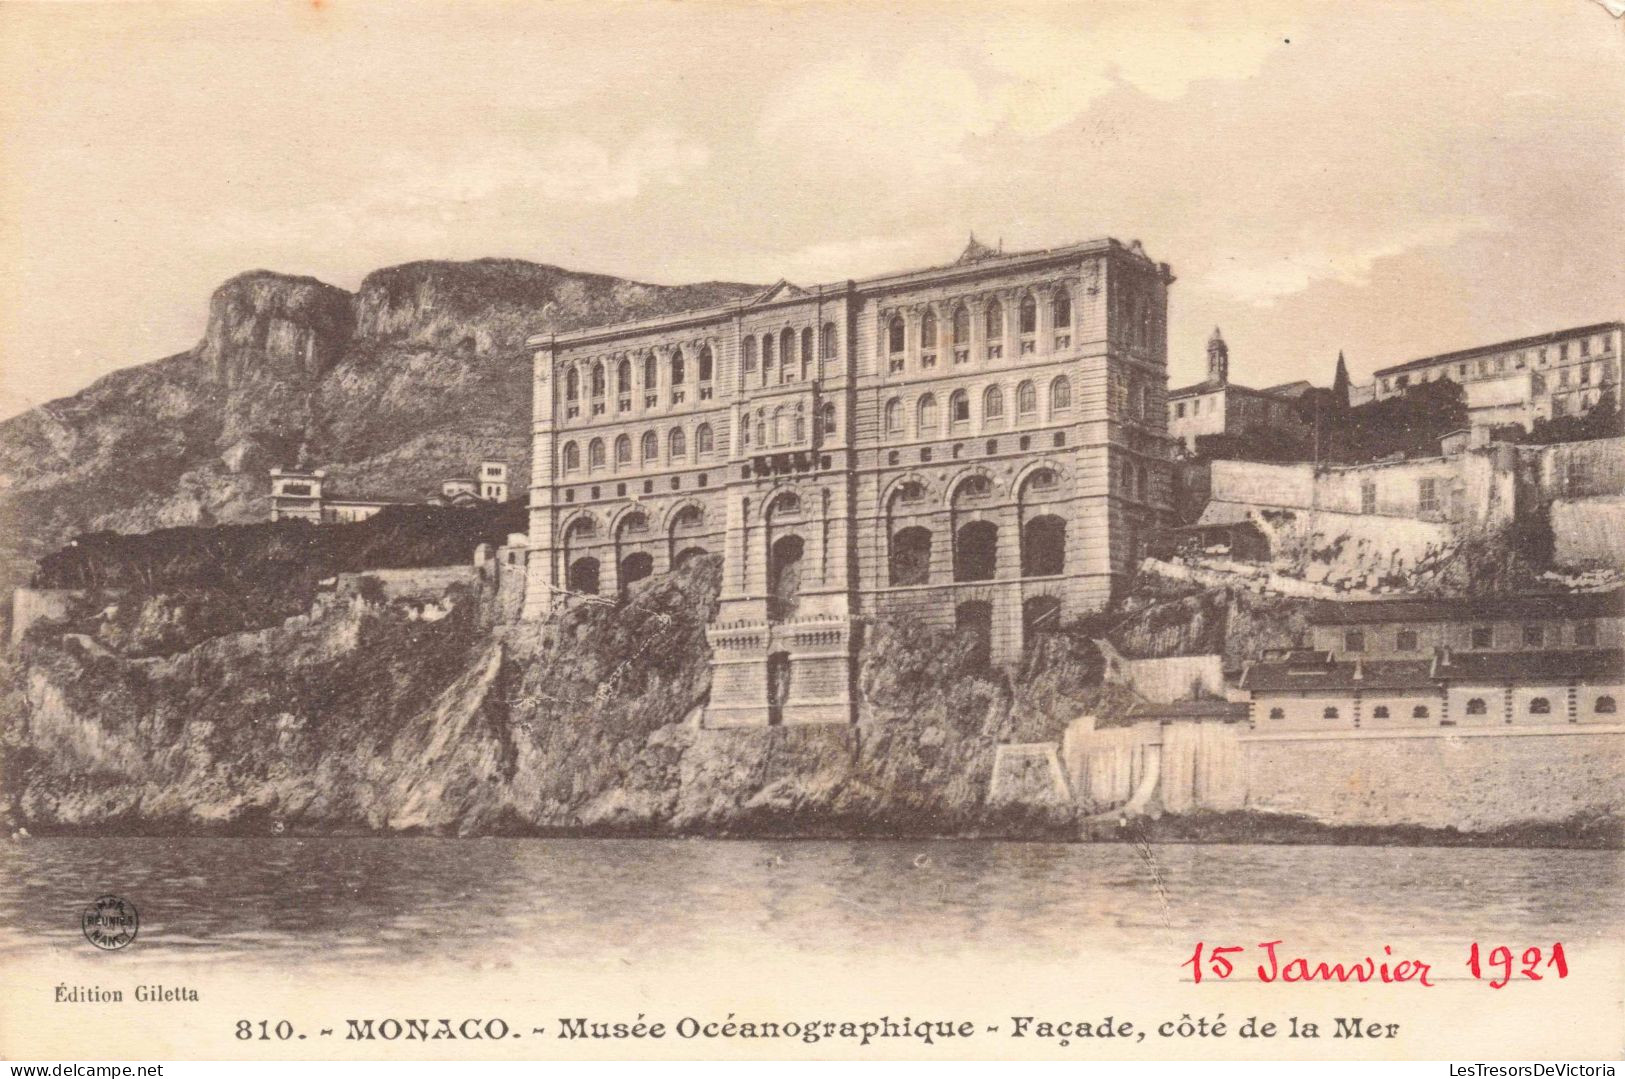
(619, 551, 653, 595)
(768, 534, 805, 622)
(672, 545, 710, 570)
(567, 556, 600, 596)
(1023, 595, 1062, 641)
(955, 600, 993, 667)
(767, 650, 792, 726)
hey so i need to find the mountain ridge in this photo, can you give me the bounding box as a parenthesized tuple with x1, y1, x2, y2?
(0, 259, 762, 594)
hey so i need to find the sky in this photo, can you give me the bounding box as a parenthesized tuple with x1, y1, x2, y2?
(1, 0, 1622, 418)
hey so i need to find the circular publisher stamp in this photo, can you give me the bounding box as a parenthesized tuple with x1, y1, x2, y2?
(81, 895, 139, 951)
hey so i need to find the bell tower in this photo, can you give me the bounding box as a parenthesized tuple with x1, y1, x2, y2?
(1206, 326, 1229, 385)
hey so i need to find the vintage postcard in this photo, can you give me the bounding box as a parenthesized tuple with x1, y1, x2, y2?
(1, 0, 1621, 1065)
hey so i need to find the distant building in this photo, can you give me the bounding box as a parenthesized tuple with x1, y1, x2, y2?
(1370, 322, 1621, 431)
(1165, 328, 1314, 452)
(1237, 646, 1622, 730)
(1237, 590, 1624, 731)
(270, 460, 510, 523)
(1306, 589, 1624, 659)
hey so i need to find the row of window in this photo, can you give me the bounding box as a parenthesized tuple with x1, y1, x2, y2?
(883, 377, 1072, 437)
(1341, 621, 1601, 652)
(1268, 695, 1616, 721)
(885, 291, 1073, 366)
(885, 513, 1067, 587)
(1379, 334, 1617, 393)
(742, 323, 838, 385)
(740, 402, 839, 450)
(562, 424, 719, 474)
(562, 346, 717, 416)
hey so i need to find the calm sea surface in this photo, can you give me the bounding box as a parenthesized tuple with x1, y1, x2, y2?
(0, 838, 1618, 971)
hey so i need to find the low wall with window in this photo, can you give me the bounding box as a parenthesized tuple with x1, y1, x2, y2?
(1058, 718, 1624, 831)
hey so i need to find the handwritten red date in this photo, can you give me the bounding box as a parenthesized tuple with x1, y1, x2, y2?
(1185, 941, 1567, 988)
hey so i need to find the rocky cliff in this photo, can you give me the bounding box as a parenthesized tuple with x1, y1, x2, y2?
(0, 557, 1125, 837)
(0, 260, 759, 597)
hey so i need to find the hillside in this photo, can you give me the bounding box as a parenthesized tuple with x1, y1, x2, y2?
(0, 260, 760, 595)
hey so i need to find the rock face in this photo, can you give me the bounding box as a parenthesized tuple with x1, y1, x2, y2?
(0, 557, 1118, 836)
(197, 271, 355, 387)
(0, 260, 760, 597)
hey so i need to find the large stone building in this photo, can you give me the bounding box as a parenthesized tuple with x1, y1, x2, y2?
(1370, 321, 1621, 430)
(524, 237, 1176, 727)
(1165, 328, 1313, 453)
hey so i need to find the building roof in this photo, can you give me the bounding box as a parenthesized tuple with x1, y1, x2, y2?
(530, 237, 1168, 348)
(1434, 648, 1624, 684)
(1261, 380, 1315, 399)
(1126, 700, 1249, 719)
(1307, 589, 1625, 626)
(1168, 378, 1306, 402)
(1372, 322, 1623, 379)
(1241, 656, 1437, 693)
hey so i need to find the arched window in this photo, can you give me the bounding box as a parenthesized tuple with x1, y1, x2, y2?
(1019, 294, 1037, 334)
(1529, 697, 1551, 715)
(566, 368, 580, 401)
(985, 299, 1003, 338)
(821, 322, 837, 360)
(614, 434, 632, 467)
(781, 328, 796, 379)
(755, 410, 766, 447)
(1017, 380, 1037, 416)
(950, 389, 970, 424)
(669, 427, 686, 460)
(1372, 705, 1390, 718)
(792, 407, 806, 442)
(917, 393, 938, 434)
(671, 349, 686, 385)
(741, 419, 750, 449)
(885, 397, 903, 434)
(1323, 706, 1340, 720)
(643, 353, 658, 388)
(617, 359, 632, 394)
(953, 305, 970, 345)
(1597, 695, 1618, 714)
(984, 385, 1004, 420)
(1466, 698, 1488, 715)
(890, 526, 932, 586)
(562, 441, 581, 472)
(1412, 705, 1430, 719)
(696, 423, 713, 455)
(641, 430, 658, 462)
(1136, 465, 1149, 501)
(819, 401, 837, 436)
(591, 363, 606, 397)
(772, 407, 786, 445)
(888, 316, 906, 354)
(762, 333, 774, 374)
(1053, 289, 1071, 328)
(742, 337, 757, 374)
(588, 438, 606, 471)
(922, 310, 938, 349)
(800, 327, 813, 369)
(1268, 707, 1285, 720)
(698, 346, 714, 382)
(1051, 376, 1072, 412)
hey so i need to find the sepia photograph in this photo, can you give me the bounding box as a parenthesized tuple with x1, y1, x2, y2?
(0, 0, 1621, 1065)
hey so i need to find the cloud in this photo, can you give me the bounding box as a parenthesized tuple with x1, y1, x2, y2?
(382, 126, 710, 209)
(1203, 216, 1499, 306)
(757, 9, 1295, 176)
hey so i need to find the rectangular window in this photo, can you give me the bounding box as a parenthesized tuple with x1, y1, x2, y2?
(1581, 365, 1592, 385)
(1560, 343, 1569, 360)
(1344, 630, 1366, 653)
(1176, 403, 1187, 418)
(1523, 625, 1544, 647)
(1575, 621, 1598, 647)
(1361, 481, 1377, 515)
(1568, 460, 1591, 490)
(1471, 625, 1493, 649)
(1417, 478, 1439, 515)
(987, 344, 1003, 360)
(1396, 629, 1418, 652)
(1581, 338, 1591, 357)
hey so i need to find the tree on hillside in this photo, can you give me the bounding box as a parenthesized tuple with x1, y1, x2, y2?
(1331, 351, 1352, 413)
